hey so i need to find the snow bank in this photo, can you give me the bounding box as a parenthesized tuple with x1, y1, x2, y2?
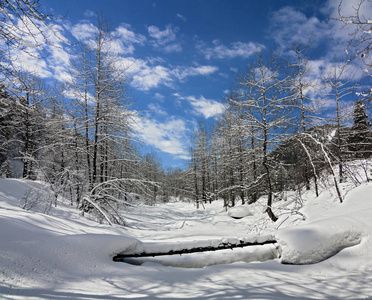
(276, 182, 372, 264)
(0, 206, 140, 287)
(276, 217, 362, 264)
(0, 178, 46, 210)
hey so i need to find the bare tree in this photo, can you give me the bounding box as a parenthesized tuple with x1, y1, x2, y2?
(214, 99, 252, 207)
(232, 51, 294, 221)
(0, 0, 66, 78)
(324, 62, 354, 183)
(65, 14, 145, 224)
(338, 0, 372, 68)
(189, 121, 211, 207)
(288, 41, 322, 193)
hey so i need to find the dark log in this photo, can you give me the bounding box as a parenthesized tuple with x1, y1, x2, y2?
(112, 239, 278, 261)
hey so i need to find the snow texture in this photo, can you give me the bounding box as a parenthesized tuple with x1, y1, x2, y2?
(1, 178, 372, 299)
(227, 205, 253, 218)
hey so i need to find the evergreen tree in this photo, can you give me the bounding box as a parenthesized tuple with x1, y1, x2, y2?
(349, 99, 372, 157)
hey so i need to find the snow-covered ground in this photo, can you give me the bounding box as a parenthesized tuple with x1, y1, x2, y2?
(1, 176, 372, 299)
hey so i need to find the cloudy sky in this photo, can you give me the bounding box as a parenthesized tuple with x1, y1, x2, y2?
(28, 0, 370, 168)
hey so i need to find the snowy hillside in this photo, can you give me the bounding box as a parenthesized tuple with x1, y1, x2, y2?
(1, 178, 372, 299)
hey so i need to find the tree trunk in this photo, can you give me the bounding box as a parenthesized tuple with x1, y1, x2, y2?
(113, 238, 278, 260)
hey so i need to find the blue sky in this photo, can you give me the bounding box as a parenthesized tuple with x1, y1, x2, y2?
(25, 0, 370, 169)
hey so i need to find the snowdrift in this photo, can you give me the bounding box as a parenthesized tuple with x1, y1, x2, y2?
(277, 217, 362, 264)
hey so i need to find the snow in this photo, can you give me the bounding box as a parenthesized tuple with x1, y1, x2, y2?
(1, 177, 372, 299)
(227, 205, 253, 218)
(277, 217, 362, 264)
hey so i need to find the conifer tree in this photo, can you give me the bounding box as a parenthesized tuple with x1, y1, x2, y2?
(349, 99, 372, 157)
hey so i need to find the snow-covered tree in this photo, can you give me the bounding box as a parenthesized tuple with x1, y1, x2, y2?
(0, 86, 23, 177)
(287, 42, 322, 193)
(338, 0, 372, 70)
(4, 70, 50, 179)
(349, 99, 372, 157)
(231, 51, 294, 221)
(189, 121, 212, 206)
(64, 14, 144, 223)
(324, 62, 354, 183)
(215, 99, 251, 207)
(140, 152, 162, 205)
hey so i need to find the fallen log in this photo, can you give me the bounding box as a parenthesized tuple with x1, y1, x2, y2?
(113, 238, 278, 261)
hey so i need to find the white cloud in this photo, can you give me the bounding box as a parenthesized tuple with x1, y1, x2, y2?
(120, 57, 219, 90)
(269, 2, 368, 54)
(116, 24, 146, 45)
(269, 6, 330, 49)
(50, 65, 72, 82)
(148, 25, 178, 44)
(108, 39, 135, 55)
(154, 93, 165, 101)
(198, 40, 265, 60)
(148, 24, 182, 53)
(83, 10, 96, 18)
(63, 88, 95, 105)
(187, 95, 225, 118)
(176, 13, 187, 22)
(163, 43, 182, 53)
(174, 94, 225, 119)
(192, 65, 219, 76)
(173, 65, 219, 80)
(134, 116, 190, 159)
(266, 2, 369, 102)
(71, 22, 98, 41)
(2, 16, 71, 82)
(9, 50, 52, 78)
(12, 16, 66, 49)
(8, 21, 71, 81)
(306, 58, 364, 84)
(132, 64, 174, 90)
(148, 103, 168, 116)
(71, 22, 145, 55)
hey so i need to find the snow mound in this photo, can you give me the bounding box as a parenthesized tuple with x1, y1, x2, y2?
(227, 205, 253, 219)
(275, 182, 372, 265)
(276, 217, 362, 264)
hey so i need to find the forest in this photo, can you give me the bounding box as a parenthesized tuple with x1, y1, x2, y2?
(0, 0, 371, 226)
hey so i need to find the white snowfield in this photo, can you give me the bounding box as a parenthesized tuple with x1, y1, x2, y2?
(1, 178, 372, 299)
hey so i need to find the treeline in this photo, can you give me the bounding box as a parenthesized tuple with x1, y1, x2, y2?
(187, 47, 372, 221)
